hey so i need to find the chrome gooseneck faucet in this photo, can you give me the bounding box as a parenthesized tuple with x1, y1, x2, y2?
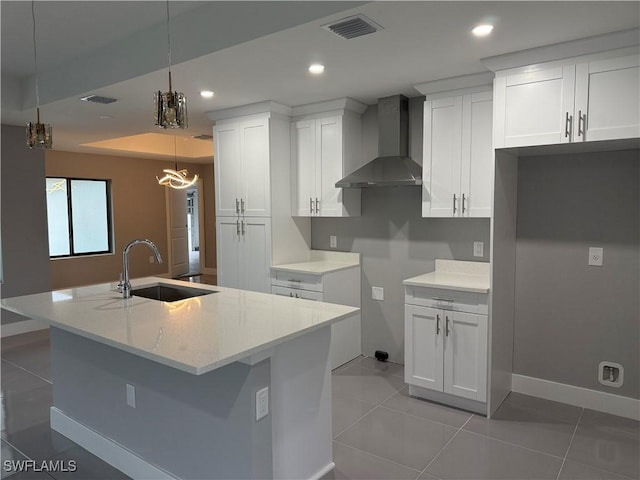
(118, 239, 163, 299)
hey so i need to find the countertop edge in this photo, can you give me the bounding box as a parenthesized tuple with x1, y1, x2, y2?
(402, 280, 490, 294)
(269, 263, 360, 275)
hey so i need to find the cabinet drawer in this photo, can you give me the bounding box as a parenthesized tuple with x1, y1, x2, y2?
(271, 270, 323, 292)
(272, 286, 323, 301)
(405, 286, 488, 315)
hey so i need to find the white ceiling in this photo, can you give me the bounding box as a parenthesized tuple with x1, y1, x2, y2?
(2, 1, 639, 163)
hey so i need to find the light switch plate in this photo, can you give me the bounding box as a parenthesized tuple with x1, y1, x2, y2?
(372, 286, 384, 301)
(473, 242, 484, 257)
(330, 235, 337, 249)
(588, 247, 603, 267)
(126, 384, 136, 408)
(256, 387, 269, 421)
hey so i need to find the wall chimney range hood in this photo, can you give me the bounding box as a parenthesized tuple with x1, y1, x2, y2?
(336, 94, 422, 188)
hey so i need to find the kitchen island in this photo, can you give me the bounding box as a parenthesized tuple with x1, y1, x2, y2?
(1, 277, 359, 480)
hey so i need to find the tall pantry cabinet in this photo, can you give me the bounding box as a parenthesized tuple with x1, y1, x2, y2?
(210, 102, 310, 293)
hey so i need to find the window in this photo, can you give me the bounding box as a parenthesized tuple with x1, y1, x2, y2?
(45, 178, 113, 258)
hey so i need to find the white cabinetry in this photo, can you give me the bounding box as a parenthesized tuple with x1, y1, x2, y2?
(494, 49, 640, 148)
(291, 99, 365, 217)
(210, 102, 311, 293)
(405, 285, 488, 410)
(421, 89, 493, 218)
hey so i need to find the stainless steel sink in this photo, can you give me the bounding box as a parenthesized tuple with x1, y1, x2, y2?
(131, 283, 217, 302)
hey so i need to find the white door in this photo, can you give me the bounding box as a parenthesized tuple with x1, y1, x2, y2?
(461, 91, 493, 218)
(422, 97, 462, 217)
(240, 217, 271, 293)
(216, 218, 242, 289)
(239, 118, 270, 217)
(167, 187, 189, 277)
(292, 120, 317, 217)
(443, 311, 488, 402)
(214, 122, 241, 217)
(404, 305, 444, 391)
(495, 65, 576, 147)
(574, 55, 640, 142)
(318, 116, 342, 217)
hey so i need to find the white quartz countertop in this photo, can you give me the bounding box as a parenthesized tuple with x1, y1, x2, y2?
(403, 260, 490, 293)
(1, 278, 359, 375)
(271, 250, 360, 275)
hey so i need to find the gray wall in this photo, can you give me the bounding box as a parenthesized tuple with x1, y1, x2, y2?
(514, 150, 639, 399)
(311, 102, 490, 363)
(1, 124, 52, 324)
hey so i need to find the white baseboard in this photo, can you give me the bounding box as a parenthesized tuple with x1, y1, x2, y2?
(1, 319, 48, 338)
(50, 408, 179, 480)
(203, 267, 217, 276)
(311, 462, 335, 480)
(512, 374, 640, 421)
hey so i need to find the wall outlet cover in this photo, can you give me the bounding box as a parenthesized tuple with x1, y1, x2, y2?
(126, 384, 136, 408)
(588, 247, 604, 267)
(372, 286, 384, 301)
(330, 235, 337, 249)
(256, 387, 269, 421)
(473, 242, 484, 257)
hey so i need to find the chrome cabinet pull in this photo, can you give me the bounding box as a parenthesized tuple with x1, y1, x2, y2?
(235, 198, 239, 214)
(462, 194, 466, 214)
(310, 197, 314, 215)
(453, 194, 457, 214)
(241, 220, 245, 236)
(578, 110, 585, 137)
(289, 292, 293, 297)
(240, 198, 245, 214)
(287, 278, 302, 283)
(436, 314, 440, 335)
(236, 220, 240, 235)
(433, 297, 454, 303)
(315, 198, 320, 215)
(564, 112, 573, 138)
(445, 316, 451, 336)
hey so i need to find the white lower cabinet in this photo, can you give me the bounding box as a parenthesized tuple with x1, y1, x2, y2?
(405, 287, 488, 407)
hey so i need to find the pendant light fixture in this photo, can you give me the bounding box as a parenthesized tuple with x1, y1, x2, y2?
(26, 0, 52, 149)
(154, 0, 187, 129)
(157, 136, 198, 189)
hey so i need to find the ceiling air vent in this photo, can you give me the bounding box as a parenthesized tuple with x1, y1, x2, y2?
(79, 94, 117, 104)
(192, 134, 213, 140)
(322, 14, 382, 40)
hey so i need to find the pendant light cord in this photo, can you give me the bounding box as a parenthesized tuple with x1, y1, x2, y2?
(166, 0, 172, 89)
(173, 136, 178, 171)
(31, 0, 41, 117)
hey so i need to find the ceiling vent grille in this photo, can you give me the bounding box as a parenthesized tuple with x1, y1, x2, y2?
(322, 15, 382, 40)
(80, 94, 117, 104)
(192, 134, 213, 140)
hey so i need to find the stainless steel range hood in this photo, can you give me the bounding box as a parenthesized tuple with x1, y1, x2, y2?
(336, 94, 422, 188)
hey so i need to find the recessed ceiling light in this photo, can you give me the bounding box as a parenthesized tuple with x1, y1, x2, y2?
(200, 90, 215, 98)
(472, 24, 494, 37)
(99, 115, 112, 120)
(309, 63, 325, 74)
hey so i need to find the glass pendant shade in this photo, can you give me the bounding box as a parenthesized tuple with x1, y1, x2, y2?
(154, 88, 187, 129)
(26, 117, 53, 149)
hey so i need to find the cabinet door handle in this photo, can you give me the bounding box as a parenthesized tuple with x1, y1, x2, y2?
(289, 292, 293, 297)
(453, 194, 457, 214)
(436, 314, 440, 335)
(288, 279, 302, 283)
(433, 297, 454, 303)
(241, 220, 245, 236)
(235, 198, 239, 215)
(445, 316, 451, 336)
(240, 198, 245, 214)
(310, 197, 314, 215)
(462, 194, 466, 214)
(315, 198, 320, 215)
(295, 293, 299, 298)
(236, 220, 240, 235)
(578, 111, 586, 138)
(564, 112, 573, 138)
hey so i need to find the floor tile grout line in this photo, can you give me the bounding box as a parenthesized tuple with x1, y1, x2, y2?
(556, 408, 584, 480)
(1, 358, 53, 385)
(419, 412, 473, 477)
(462, 428, 566, 460)
(376, 403, 472, 431)
(332, 439, 423, 475)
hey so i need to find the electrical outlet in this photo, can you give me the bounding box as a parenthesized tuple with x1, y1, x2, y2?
(588, 247, 604, 267)
(330, 235, 337, 249)
(473, 242, 484, 257)
(149, 256, 155, 264)
(372, 286, 384, 301)
(126, 384, 136, 408)
(256, 387, 269, 421)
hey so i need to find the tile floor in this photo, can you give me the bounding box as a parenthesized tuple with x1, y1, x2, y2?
(1, 331, 638, 480)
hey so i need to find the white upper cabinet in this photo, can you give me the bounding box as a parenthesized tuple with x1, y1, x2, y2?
(574, 54, 640, 142)
(494, 49, 640, 148)
(214, 115, 270, 218)
(290, 98, 365, 218)
(422, 89, 493, 218)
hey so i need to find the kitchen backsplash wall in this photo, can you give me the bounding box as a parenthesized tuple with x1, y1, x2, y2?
(514, 150, 639, 399)
(311, 102, 490, 363)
